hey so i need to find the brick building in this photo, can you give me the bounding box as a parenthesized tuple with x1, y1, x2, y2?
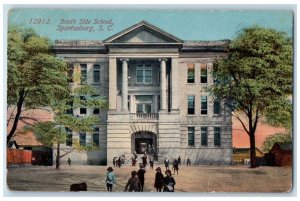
(53, 21, 232, 165)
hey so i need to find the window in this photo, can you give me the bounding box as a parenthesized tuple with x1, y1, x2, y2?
(80, 96, 86, 114)
(201, 64, 208, 83)
(135, 95, 152, 113)
(188, 127, 195, 146)
(136, 65, 152, 84)
(201, 127, 208, 146)
(93, 108, 100, 114)
(80, 108, 87, 114)
(188, 96, 195, 114)
(80, 64, 87, 83)
(201, 96, 208, 115)
(93, 64, 100, 83)
(79, 132, 86, 146)
(136, 104, 152, 113)
(65, 128, 72, 146)
(214, 127, 221, 146)
(187, 63, 195, 83)
(214, 99, 221, 115)
(158, 95, 161, 111)
(93, 128, 99, 146)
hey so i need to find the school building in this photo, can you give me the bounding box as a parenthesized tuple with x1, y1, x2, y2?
(53, 21, 233, 165)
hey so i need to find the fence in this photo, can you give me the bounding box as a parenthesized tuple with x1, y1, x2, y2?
(7, 149, 32, 165)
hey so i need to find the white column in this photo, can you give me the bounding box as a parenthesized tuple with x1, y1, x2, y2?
(121, 58, 129, 111)
(171, 57, 179, 110)
(109, 56, 117, 110)
(159, 58, 167, 111)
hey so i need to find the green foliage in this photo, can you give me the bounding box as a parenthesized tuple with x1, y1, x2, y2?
(72, 139, 100, 152)
(262, 133, 292, 152)
(7, 25, 70, 143)
(7, 25, 69, 108)
(211, 26, 292, 167)
(211, 26, 292, 133)
(264, 98, 292, 130)
(32, 84, 107, 151)
(32, 122, 66, 147)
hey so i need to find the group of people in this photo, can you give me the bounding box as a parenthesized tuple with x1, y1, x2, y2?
(164, 156, 181, 175)
(113, 155, 125, 168)
(105, 164, 176, 192)
(131, 154, 154, 170)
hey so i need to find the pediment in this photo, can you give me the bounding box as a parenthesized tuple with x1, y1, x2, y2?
(104, 21, 183, 44)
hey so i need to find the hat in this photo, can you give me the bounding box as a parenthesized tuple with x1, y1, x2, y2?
(156, 167, 161, 172)
(107, 167, 113, 172)
(165, 169, 172, 175)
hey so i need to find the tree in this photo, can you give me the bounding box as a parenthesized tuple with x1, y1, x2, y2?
(211, 26, 292, 168)
(264, 97, 292, 132)
(32, 75, 108, 169)
(7, 26, 69, 144)
(262, 133, 292, 153)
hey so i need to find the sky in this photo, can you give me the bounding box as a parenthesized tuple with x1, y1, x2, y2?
(8, 9, 293, 41)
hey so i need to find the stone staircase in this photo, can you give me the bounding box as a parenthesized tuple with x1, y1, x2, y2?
(122, 153, 160, 166)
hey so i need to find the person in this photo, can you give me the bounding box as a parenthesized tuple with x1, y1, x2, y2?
(124, 171, 142, 192)
(121, 155, 125, 164)
(131, 157, 137, 166)
(113, 157, 116, 167)
(187, 158, 191, 166)
(172, 159, 179, 175)
(137, 164, 146, 192)
(117, 156, 122, 168)
(178, 156, 181, 166)
(142, 154, 147, 167)
(154, 167, 164, 192)
(149, 157, 154, 170)
(163, 169, 176, 192)
(106, 167, 115, 192)
(67, 158, 71, 166)
(164, 158, 169, 170)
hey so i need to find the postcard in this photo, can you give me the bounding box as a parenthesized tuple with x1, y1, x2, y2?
(6, 7, 293, 193)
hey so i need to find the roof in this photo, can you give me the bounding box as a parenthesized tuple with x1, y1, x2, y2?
(104, 20, 183, 44)
(12, 131, 43, 147)
(54, 40, 104, 47)
(274, 142, 293, 151)
(233, 147, 264, 155)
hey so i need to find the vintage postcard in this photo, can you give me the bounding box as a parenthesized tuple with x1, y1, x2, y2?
(6, 6, 294, 193)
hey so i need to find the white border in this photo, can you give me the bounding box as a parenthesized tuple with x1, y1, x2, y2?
(1, 1, 299, 201)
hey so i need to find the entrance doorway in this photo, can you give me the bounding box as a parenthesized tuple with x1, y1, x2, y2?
(131, 131, 156, 154)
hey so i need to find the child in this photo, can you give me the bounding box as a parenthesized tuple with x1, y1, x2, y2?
(106, 167, 115, 192)
(154, 167, 164, 192)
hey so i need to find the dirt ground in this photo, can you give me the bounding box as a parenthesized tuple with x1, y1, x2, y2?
(6, 164, 292, 193)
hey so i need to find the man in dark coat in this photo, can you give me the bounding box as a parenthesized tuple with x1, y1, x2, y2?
(154, 167, 164, 192)
(172, 159, 179, 175)
(142, 154, 147, 167)
(149, 157, 154, 170)
(178, 156, 181, 166)
(137, 164, 146, 192)
(117, 156, 122, 168)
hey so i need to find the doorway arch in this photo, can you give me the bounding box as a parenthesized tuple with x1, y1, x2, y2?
(131, 131, 157, 154)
